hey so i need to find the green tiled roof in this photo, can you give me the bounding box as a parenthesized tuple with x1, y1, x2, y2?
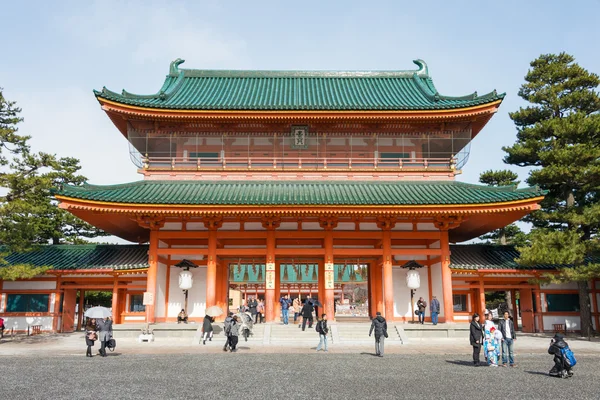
(55, 180, 544, 206)
(448, 245, 600, 270)
(94, 59, 505, 111)
(1, 245, 148, 271)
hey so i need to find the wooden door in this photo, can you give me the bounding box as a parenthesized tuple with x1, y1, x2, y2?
(61, 289, 77, 332)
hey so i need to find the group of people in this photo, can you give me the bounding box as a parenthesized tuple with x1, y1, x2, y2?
(470, 309, 576, 377)
(238, 297, 265, 324)
(416, 295, 440, 325)
(84, 316, 113, 357)
(470, 310, 516, 367)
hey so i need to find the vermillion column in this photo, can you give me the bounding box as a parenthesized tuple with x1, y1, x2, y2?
(263, 217, 280, 322)
(111, 277, 120, 324)
(320, 217, 337, 320)
(439, 228, 454, 323)
(206, 222, 220, 308)
(146, 228, 159, 323)
(377, 217, 395, 321)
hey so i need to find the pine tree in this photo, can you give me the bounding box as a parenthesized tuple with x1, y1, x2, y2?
(0, 88, 108, 279)
(503, 53, 600, 337)
(478, 170, 527, 246)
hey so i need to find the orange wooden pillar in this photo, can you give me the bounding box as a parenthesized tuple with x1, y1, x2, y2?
(534, 288, 544, 332)
(478, 275, 486, 316)
(367, 262, 374, 317)
(382, 228, 394, 320)
(77, 289, 85, 330)
(206, 228, 217, 308)
(111, 277, 120, 324)
(265, 228, 276, 322)
(323, 228, 335, 320)
(61, 289, 77, 332)
(215, 261, 228, 321)
(146, 228, 159, 323)
(440, 229, 454, 323)
(374, 261, 384, 314)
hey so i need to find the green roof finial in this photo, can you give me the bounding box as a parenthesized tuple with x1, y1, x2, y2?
(413, 59, 429, 77)
(169, 58, 185, 76)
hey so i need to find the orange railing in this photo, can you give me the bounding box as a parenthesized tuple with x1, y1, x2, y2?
(142, 156, 457, 171)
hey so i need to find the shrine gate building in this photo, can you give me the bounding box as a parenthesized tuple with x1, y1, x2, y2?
(6, 59, 592, 334)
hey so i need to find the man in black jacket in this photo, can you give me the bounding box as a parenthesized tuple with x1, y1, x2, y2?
(369, 312, 388, 357)
(498, 311, 516, 367)
(301, 299, 314, 331)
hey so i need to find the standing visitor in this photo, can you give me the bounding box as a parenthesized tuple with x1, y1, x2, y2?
(469, 313, 483, 366)
(256, 299, 265, 324)
(247, 297, 258, 320)
(84, 319, 97, 357)
(430, 295, 440, 325)
(202, 315, 214, 345)
(293, 297, 301, 323)
(223, 312, 234, 352)
(0, 317, 5, 339)
(498, 311, 516, 367)
(301, 298, 314, 331)
(417, 297, 427, 324)
(96, 316, 112, 357)
(315, 314, 329, 352)
(227, 315, 240, 352)
(485, 326, 499, 367)
(280, 294, 292, 325)
(369, 312, 388, 357)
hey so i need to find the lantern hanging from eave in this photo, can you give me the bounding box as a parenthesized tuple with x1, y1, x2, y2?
(406, 269, 420, 290)
(179, 270, 193, 290)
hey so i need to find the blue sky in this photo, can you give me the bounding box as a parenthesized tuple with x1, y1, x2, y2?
(1, 0, 599, 188)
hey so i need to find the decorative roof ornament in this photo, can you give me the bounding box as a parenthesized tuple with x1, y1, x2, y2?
(412, 59, 429, 77)
(170, 58, 185, 76)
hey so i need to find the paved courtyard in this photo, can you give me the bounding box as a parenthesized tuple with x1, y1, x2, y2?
(1, 353, 599, 399)
(2, 333, 600, 400)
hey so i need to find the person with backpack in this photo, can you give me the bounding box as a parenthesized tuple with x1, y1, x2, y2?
(227, 315, 240, 352)
(315, 313, 329, 352)
(548, 333, 576, 378)
(222, 312, 234, 352)
(369, 312, 388, 357)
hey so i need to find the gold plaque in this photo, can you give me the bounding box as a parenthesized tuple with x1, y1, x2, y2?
(325, 270, 334, 289)
(266, 271, 275, 289)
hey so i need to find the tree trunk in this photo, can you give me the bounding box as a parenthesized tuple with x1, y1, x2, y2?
(577, 280, 593, 338)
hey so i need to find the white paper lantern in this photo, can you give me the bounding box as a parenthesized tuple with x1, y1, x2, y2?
(179, 270, 193, 290)
(406, 269, 420, 289)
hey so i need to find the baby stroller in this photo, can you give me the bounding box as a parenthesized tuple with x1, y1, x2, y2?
(237, 312, 254, 342)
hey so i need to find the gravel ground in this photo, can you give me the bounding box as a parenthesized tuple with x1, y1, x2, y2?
(0, 353, 599, 400)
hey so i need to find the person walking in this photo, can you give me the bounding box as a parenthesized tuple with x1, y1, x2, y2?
(417, 297, 427, 324)
(202, 314, 214, 345)
(280, 294, 292, 325)
(96, 316, 112, 357)
(498, 311, 516, 367)
(84, 319, 97, 357)
(315, 313, 329, 352)
(470, 313, 483, 366)
(227, 315, 240, 352)
(430, 295, 440, 325)
(256, 299, 264, 324)
(301, 298, 314, 331)
(369, 312, 388, 357)
(222, 312, 234, 352)
(293, 297, 301, 323)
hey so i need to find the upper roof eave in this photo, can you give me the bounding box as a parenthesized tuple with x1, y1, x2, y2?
(93, 59, 505, 112)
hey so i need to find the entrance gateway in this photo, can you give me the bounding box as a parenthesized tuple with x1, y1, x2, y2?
(6, 58, 574, 334)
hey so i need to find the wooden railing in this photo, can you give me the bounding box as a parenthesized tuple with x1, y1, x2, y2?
(142, 156, 457, 171)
